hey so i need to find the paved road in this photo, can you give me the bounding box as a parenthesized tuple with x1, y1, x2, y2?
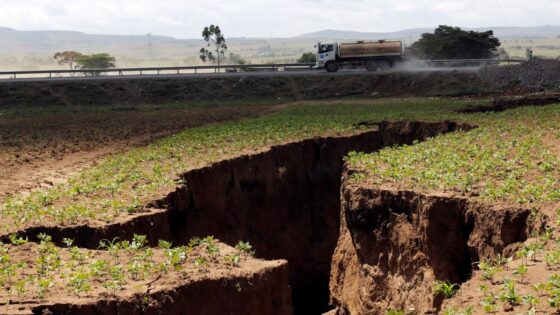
(0, 67, 481, 83)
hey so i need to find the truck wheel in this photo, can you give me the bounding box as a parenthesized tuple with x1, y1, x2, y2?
(378, 60, 391, 71)
(325, 62, 339, 73)
(364, 61, 378, 72)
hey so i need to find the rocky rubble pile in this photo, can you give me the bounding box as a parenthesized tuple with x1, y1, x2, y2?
(479, 59, 560, 91)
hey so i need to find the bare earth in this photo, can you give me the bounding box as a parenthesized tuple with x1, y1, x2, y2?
(0, 105, 270, 199)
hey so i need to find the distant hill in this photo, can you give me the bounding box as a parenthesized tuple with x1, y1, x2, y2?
(0, 27, 181, 52)
(0, 27, 315, 70)
(297, 25, 560, 41)
(295, 28, 432, 40)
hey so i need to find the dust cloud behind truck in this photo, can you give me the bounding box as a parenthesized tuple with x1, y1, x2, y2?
(315, 40, 403, 72)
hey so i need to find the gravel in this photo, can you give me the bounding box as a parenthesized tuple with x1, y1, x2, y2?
(479, 59, 560, 91)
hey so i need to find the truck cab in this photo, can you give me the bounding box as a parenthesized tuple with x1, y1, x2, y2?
(315, 43, 338, 70)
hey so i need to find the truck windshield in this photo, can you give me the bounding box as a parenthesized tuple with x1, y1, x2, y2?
(318, 44, 334, 53)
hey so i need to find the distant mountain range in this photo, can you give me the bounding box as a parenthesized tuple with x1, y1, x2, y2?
(297, 25, 560, 40)
(1, 24, 559, 49)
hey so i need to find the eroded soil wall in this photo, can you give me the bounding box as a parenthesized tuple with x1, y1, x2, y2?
(164, 121, 469, 314)
(330, 186, 543, 314)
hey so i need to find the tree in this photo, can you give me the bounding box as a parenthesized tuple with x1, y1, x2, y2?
(53, 51, 83, 70)
(408, 25, 501, 59)
(75, 53, 116, 69)
(228, 52, 247, 65)
(199, 25, 227, 66)
(297, 52, 316, 63)
(497, 48, 510, 59)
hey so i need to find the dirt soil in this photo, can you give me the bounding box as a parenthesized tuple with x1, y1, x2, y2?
(0, 71, 498, 108)
(0, 104, 269, 199)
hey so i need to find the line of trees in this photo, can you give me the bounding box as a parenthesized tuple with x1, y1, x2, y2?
(53, 51, 116, 70)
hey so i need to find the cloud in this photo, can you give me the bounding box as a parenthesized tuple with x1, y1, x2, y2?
(0, 0, 559, 37)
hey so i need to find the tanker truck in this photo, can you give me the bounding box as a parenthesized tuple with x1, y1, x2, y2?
(315, 40, 403, 72)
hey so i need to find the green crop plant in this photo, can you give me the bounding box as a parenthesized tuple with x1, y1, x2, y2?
(481, 292, 498, 313)
(69, 246, 88, 263)
(165, 247, 188, 271)
(223, 254, 241, 267)
(522, 295, 540, 313)
(492, 254, 508, 266)
(0, 260, 26, 288)
(188, 237, 203, 249)
(69, 269, 92, 297)
(194, 257, 208, 271)
(158, 240, 172, 250)
(499, 279, 522, 306)
(98, 238, 124, 257)
(8, 234, 28, 246)
(130, 234, 148, 250)
(513, 263, 528, 282)
(549, 287, 560, 311)
(37, 277, 54, 299)
(433, 280, 460, 299)
(11, 279, 26, 298)
(200, 236, 219, 256)
(103, 265, 126, 294)
(525, 242, 544, 262)
(235, 241, 255, 256)
(546, 251, 560, 269)
(516, 247, 532, 266)
(532, 282, 548, 297)
(540, 227, 554, 244)
(442, 306, 473, 315)
(36, 234, 61, 276)
(478, 261, 502, 282)
(386, 310, 404, 315)
(88, 260, 109, 277)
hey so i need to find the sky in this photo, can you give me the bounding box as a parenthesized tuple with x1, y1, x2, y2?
(0, 0, 559, 38)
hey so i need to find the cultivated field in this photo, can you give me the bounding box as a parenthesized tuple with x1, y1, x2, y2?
(1, 67, 560, 314)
